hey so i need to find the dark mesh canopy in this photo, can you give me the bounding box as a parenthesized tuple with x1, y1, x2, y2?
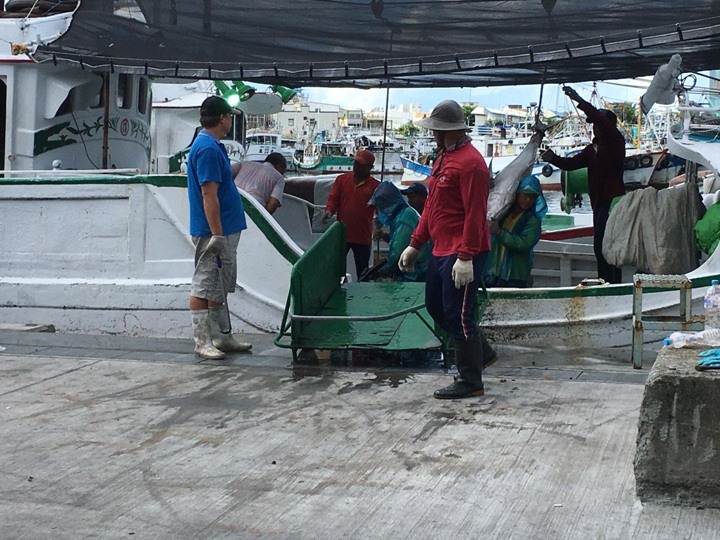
(32, 0, 720, 88)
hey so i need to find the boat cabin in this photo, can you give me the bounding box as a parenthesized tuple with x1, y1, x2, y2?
(1, 60, 152, 172)
(244, 131, 297, 172)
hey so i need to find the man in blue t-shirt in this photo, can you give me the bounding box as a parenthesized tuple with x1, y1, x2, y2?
(187, 96, 251, 359)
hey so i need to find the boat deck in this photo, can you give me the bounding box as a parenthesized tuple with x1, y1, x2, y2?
(1, 329, 719, 538)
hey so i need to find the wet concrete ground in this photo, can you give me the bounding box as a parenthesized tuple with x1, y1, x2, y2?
(1, 329, 719, 538)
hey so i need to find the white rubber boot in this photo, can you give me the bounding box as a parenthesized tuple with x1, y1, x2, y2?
(191, 309, 225, 359)
(209, 306, 252, 352)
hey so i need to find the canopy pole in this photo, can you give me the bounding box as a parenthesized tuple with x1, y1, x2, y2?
(380, 30, 397, 182)
(536, 0, 555, 131)
(380, 84, 389, 181)
(535, 81, 545, 129)
(102, 72, 110, 169)
(535, 66, 548, 128)
(637, 96, 643, 149)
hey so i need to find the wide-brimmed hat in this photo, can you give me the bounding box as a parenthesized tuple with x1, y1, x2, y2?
(414, 100, 469, 131)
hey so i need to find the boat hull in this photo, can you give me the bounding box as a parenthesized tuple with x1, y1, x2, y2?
(2, 175, 717, 348)
(484, 284, 704, 348)
(0, 180, 296, 337)
(295, 155, 354, 173)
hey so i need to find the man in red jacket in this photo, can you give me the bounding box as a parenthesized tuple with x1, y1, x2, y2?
(322, 150, 380, 279)
(541, 86, 626, 283)
(400, 100, 492, 399)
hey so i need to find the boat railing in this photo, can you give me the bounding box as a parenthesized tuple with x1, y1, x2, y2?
(283, 193, 325, 212)
(676, 105, 720, 113)
(0, 173, 186, 187)
(0, 168, 142, 177)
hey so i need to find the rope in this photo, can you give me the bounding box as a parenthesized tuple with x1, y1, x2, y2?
(21, 0, 44, 23)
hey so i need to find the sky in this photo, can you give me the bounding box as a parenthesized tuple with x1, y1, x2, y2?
(300, 79, 652, 115)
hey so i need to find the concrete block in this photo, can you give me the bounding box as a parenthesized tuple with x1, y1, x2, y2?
(635, 347, 720, 507)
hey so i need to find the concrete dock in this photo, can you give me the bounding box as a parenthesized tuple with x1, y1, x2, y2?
(1, 329, 720, 538)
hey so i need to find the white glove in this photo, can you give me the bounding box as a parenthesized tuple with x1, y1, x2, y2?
(452, 258, 474, 289)
(206, 235, 227, 256)
(398, 246, 420, 273)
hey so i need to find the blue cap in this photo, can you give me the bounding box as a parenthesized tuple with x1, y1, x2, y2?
(400, 183, 428, 196)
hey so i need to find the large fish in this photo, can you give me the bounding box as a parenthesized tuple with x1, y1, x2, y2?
(486, 131, 543, 220)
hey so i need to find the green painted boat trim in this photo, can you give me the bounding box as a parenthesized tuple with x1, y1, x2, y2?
(0, 174, 186, 187)
(297, 155, 354, 171)
(0, 174, 301, 265)
(489, 276, 720, 300)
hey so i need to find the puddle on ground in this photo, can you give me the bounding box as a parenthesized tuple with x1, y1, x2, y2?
(283, 348, 434, 388)
(286, 348, 445, 385)
(329, 349, 445, 370)
(287, 364, 334, 382)
(372, 371, 414, 388)
(287, 362, 416, 389)
(336, 371, 416, 393)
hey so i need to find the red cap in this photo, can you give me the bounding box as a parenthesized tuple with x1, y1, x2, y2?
(354, 149, 376, 166)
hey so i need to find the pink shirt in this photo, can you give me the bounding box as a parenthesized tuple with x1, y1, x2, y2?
(234, 161, 285, 206)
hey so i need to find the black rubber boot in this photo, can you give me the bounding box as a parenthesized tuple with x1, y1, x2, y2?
(479, 328, 498, 369)
(434, 336, 484, 399)
(433, 376, 485, 399)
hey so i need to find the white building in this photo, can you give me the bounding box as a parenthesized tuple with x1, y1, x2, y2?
(365, 103, 423, 134)
(344, 108, 364, 130)
(471, 105, 532, 127)
(274, 101, 344, 142)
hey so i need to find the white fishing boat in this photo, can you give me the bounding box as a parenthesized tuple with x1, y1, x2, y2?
(401, 153, 563, 188)
(403, 110, 567, 188)
(152, 83, 303, 173)
(244, 130, 298, 172)
(403, 111, 684, 191)
(0, 4, 150, 172)
(151, 83, 245, 173)
(3, 0, 720, 353)
(482, 56, 719, 347)
(293, 139, 355, 172)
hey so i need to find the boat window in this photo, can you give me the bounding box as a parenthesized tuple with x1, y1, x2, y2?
(55, 88, 75, 117)
(137, 78, 149, 116)
(117, 74, 133, 110)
